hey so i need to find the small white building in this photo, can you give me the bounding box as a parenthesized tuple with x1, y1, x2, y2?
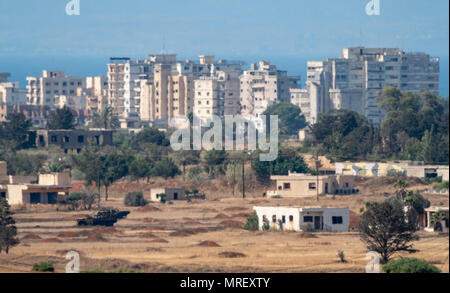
(149, 188, 185, 202)
(253, 206, 350, 232)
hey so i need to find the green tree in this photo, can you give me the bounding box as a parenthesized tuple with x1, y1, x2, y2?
(263, 102, 306, 135)
(152, 157, 181, 179)
(89, 106, 119, 129)
(0, 198, 19, 254)
(132, 127, 170, 148)
(203, 150, 228, 177)
(128, 155, 153, 182)
(251, 148, 310, 183)
(71, 145, 104, 205)
(47, 106, 76, 130)
(0, 113, 32, 152)
(358, 197, 418, 264)
(382, 258, 441, 273)
(172, 150, 200, 181)
(102, 151, 129, 201)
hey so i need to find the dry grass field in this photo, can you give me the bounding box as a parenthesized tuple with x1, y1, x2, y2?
(0, 177, 448, 273)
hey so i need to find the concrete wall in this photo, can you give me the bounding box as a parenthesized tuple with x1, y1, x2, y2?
(38, 172, 71, 186)
(253, 206, 350, 232)
(253, 206, 301, 231)
(150, 188, 185, 202)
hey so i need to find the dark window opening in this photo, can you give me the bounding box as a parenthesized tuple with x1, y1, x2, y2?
(289, 215, 294, 222)
(283, 183, 291, 190)
(332, 216, 343, 224)
(272, 215, 277, 223)
(48, 192, 58, 204)
(303, 216, 313, 223)
(77, 135, 84, 143)
(30, 193, 41, 204)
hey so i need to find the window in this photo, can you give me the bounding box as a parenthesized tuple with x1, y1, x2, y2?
(282, 216, 286, 223)
(63, 136, 70, 143)
(332, 216, 343, 224)
(283, 183, 291, 190)
(289, 215, 294, 222)
(308, 183, 316, 190)
(30, 193, 41, 204)
(272, 215, 277, 223)
(51, 136, 57, 143)
(78, 136, 84, 143)
(303, 216, 313, 223)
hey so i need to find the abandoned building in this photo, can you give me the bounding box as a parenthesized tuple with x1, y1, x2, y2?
(253, 206, 350, 232)
(266, 171, 357, 198)
(0, 162, 72, 205)
(149, 188, 186, 202)
(419, 206, 449, 233)
(336, 161, 449, 181)
(34, 129, 114, 154)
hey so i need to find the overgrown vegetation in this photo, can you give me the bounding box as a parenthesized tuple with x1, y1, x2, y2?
(124, 191, 147, 207)
(382, 258, 441, 273)
(33, 262, 55, 272)
(244, 212, 259, 231)
(0, 198, 19, 254)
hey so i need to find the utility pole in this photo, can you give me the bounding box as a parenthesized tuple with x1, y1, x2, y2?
(232, 160, 236, 196)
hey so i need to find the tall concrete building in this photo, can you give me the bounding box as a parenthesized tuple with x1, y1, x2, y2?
(240, 61, 300, 118)
(194, 70, 240, 123)
(138, 55, 242, 127)
(26, 70, 85, 108)
(306, 47, 440, 125)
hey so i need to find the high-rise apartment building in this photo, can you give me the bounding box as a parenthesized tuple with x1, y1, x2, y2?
(26, 70, 85, 108)
(240, 61, 300, 118)
(306, 47, 440, 125)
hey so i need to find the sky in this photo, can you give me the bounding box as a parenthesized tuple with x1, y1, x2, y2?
(0, 0, 448, 95)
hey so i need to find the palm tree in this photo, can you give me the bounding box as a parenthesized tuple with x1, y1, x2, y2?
(90, 106, 119, 129)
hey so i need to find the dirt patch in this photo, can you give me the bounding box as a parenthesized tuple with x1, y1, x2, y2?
(232, 213, 252, 218)
(143, 217, 157, 223)
(170, 230, 195, 237)
(63, 214, 90, 220)
(249, 199, 269, 204)
(136, 205, 162, 212)
(185, 220, 203, 225)
(140, 232, 157, 239)
(21, 233, 42, 240)
(299, 232, 318, 239)
(219, 251, 246, 258)
(41, 238, 63, 243)
(58, 231, 80, 238)
(198, 241, 220, 247)
(149, 238, 169, 243)
(146, 225, 166, 231)
(214, 213, 230, 219)
(224, 207, 249, 212)
(202, 208, 218, 213)
(220, 220, 245, 229)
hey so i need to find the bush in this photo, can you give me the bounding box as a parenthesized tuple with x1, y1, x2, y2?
(33, 262, 54, 272)
(382, 258, 441, 273)
(302, 223, 315, 232)
(244, 212, 259, 231)
(124, 191, 147, 207)
(262, 217, 270, 231)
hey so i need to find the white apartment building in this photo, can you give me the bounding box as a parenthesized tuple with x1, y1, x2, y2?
(26, 70, 85, 108)
(0, 82, 27, 106)
(306, 47, 440, 125)
(240, 61, 300, 118)
(290, 88, 311, 123)
(85, 76, 109, 114)
(194, 71, 240, 123)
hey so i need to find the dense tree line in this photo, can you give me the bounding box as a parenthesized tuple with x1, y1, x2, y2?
(309, 88, 449, 163)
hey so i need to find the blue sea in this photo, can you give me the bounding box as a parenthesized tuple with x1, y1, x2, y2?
(0, 55, 448, 97)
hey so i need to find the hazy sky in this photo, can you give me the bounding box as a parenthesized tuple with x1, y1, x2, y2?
(0, 0, 448, 59)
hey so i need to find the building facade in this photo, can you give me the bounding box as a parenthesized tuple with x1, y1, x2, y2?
(305, 47, 440, 125)
(240, 61, 300, 118)
(27, 70, 85, 108)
